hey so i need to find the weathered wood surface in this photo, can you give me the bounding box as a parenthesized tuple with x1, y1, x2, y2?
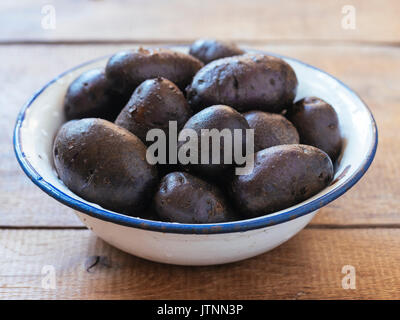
(1, 0, 400, 44)
(1, 229, 399, 300)
(1, 0, 399, 300)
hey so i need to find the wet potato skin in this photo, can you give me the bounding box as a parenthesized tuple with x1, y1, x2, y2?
(231, 144, 334, 218)
(115, 77, 192, 144)
(244, 110, 299, 152)
(154, 172, 235, 223)
(189, 39, 244, 64)
(105, 47, 203, 97)
(287, 97, 342, 161)
(178, 105, 250, 178)
(64, 69, 127, 121)
(53, 118, 158, 216)
(186, 53, 298, 113)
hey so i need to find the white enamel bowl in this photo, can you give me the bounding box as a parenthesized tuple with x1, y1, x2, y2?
(14, 47, 377, 265)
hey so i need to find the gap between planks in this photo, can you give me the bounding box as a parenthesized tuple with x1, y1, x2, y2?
(1, 224, 400, 230)
(1, 39, 400, 48)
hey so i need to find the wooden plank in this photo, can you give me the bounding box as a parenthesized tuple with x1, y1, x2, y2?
(1, 0, 400, 43)
(1, 44, 399, 227)
(0, 228, 399, 299)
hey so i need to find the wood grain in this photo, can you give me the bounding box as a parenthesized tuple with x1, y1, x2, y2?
(0, 228, 399, 299)
(1, 44, 398, 227)
(1, 0, 400, 44)
(1, 0, 399, 301)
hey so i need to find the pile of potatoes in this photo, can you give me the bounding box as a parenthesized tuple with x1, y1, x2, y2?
(53, 39, 341, 223)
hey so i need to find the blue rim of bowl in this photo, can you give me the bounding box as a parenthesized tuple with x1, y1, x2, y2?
(13, 48, 378, 235)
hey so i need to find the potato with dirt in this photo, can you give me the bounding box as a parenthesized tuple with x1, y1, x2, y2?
(53, 118, 158, 216)
(178, 105, 250, 178)
(115, 77, 192, 144)
(154, 171, 235, 223)
(189, 39, 244, 64)
(230, 144, 334, 217)
(64, 69, 126, 121)
(186, 53, 298, 113)
(287, 97, 342, 161)
(244, 110, 299, 152)
(105, 47, 203, 97)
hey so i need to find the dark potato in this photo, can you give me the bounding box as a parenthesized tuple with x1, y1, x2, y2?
(186, 53, 298, 113)
(231, 144, 334, 217)
(244, 110, 299, 152)
(105, 47, 203, 97)
(154, 172, 235, 223)
(287, 97, 342, 161)
(115, 77, 192, 144)
(64, 69, 126, 121)
(53, 118, 158, 215)
(189, 39, 244, 64)
(178, 105, 250, 178)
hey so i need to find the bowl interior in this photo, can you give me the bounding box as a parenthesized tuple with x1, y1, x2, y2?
(14, 47, 377, 233)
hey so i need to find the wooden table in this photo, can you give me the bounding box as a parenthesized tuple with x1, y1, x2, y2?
(1, 0, 399, 299)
